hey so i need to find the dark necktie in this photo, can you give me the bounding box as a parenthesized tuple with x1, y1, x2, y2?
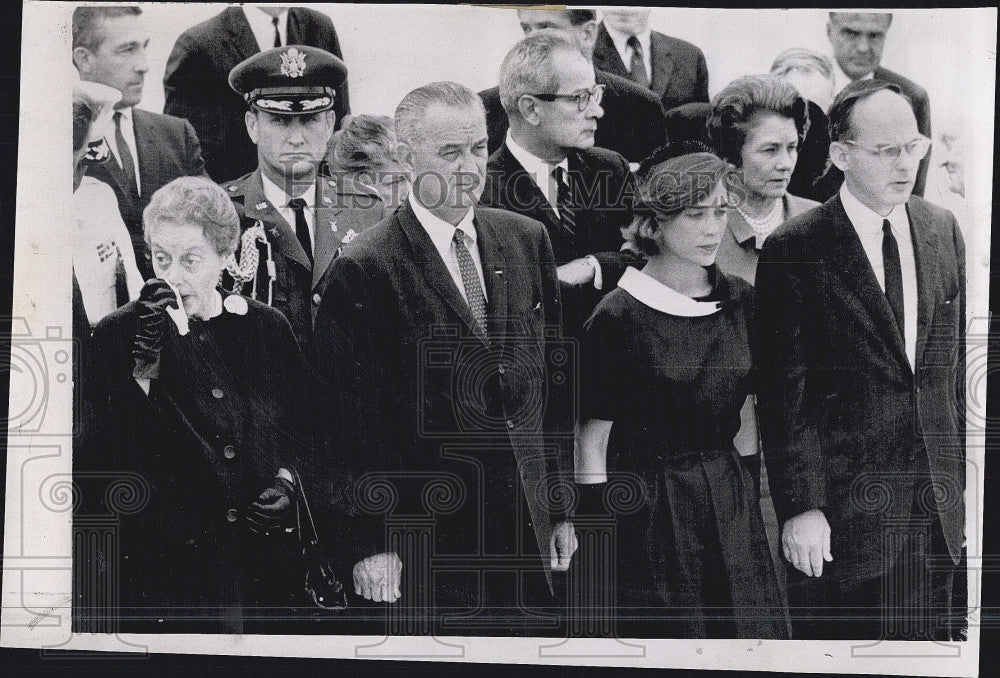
(552, 165, 577, 235)
(114, 246, 129, 308)
(453, 227, 487, 335)
(288, 197, 313, 265)
(272, 16, 281, 47)
(626, 35, 650, 89)
(113, 112, 138, 198)
(882, 219, 905, 341)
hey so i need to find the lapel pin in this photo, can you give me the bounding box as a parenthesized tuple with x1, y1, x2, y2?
(255, 201, 268, 210)
(330, 220, 338, 232)
(494, 268, 504, 276)
(342, 228, 358, 244)
(323, 195, 332, 205)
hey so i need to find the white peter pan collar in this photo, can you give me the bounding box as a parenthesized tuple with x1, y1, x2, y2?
(618, 267, 723, 317)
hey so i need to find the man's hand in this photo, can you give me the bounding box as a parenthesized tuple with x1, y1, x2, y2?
(353, 552, 402, 603)
(248, 476, 296, 536)
(549, 520, 578, 571)
(557, 259, 596, 286)
(781, 508, 833, 577)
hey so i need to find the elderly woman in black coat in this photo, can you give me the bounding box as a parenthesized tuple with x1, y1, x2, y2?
(79, 176, 331, 633)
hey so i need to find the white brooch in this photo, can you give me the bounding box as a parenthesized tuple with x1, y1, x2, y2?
(329, 220, 338, 233)
(280, 47, 307, 78)
(223, 294, 249, 316)
(342, 228, 358, 244)
(255, 202, 268, 210)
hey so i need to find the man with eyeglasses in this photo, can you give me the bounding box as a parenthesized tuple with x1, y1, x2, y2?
(755, 78, 966, 641)
(480, 31, 638, 341)
(826, 12, 931, 195)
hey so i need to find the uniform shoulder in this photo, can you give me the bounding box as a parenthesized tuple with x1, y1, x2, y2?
(220, 172, 255, 198)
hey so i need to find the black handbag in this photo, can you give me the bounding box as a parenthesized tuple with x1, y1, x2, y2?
(292, 467, 349, 610)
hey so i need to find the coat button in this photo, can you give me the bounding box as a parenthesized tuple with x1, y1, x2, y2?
(506, 419, 515, 430)
(226, 509, 238, 522)
(211, 388, 224, 399)
(223, 445, 236, 459)
(312, 293, 322, 305)
(198, 333, 209, 342)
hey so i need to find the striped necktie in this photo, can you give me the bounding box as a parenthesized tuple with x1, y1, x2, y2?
(552, 165, 577, 235)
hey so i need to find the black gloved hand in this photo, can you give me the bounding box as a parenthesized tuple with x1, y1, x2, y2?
(248, 476, 297, 537)
(132, 278, 178, 379)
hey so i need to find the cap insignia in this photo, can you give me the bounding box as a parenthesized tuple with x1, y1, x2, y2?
(280, 47, 307, 78)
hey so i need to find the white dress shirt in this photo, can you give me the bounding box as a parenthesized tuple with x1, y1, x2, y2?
(261, 172, 316, 249)
(105, 106, 141, 194)
(839, 183, 918, 368)
(505, 131, 603, 289)
(73, 176, 143, 323)
(243, 6, 288, 51)
(602, 21, 653, 81)
(408, 193, 487, 304)
(832, 58, 874, 96)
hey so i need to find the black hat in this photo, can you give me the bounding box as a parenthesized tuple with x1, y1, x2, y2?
(229, 45, 347, 115)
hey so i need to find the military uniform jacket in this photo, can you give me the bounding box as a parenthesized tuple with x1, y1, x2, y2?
(222, 169, 386, 355)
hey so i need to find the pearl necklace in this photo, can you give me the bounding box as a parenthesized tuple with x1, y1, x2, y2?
(737, 199, 785, 245)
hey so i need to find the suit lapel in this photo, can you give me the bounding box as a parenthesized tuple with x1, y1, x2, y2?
(474, 210, 508, 348)
(648, 33, 676, 98)
(243, 171, 312, 271)
(906, 199, 940, 369)
(311, 180, 344, 289)
(132, 109, 156, 199)
(225, 6, 264, 62)
(824, 197, 910, 372)
(397, 201, 489, 344)
(594, 23, 628, 77)
(497, 144, 561, 230)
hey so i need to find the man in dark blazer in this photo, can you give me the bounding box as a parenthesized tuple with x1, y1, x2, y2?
(480, 31, 637, 340)
(480, 8, 665, 163)
(223, 46, 384, 357)
(755, 79, 965, 640)
(164, 6, 350, 183)
(312, 82, 577, 634)
(73, 6, 207, 280)
(827, 12, 931, 196)
(594, 8, 709, 113)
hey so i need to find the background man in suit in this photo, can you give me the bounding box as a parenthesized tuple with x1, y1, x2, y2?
(480, 31, 637, 340)
(595, 8, 709, 113)
(224, 46, 384, 356)
(755, 79, 965, 640)
(164, 5, 351, 183)
(313, 82, 577, 633)
(73, 5, 206, 280)
(480, 9, 665, 164)
(826, 12, 931, 195)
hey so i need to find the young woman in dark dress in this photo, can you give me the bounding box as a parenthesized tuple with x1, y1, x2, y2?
(574, 143, 789, 639)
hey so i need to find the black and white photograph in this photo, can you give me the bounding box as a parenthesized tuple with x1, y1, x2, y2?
(1, 3, 996, 675)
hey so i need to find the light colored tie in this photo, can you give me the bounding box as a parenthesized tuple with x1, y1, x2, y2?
(452, 227, 487, 334)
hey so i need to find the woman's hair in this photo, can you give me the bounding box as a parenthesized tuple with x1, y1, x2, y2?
(327, 114, 400, 174)
(143, 177, 241, 257)
(769, 48, 834, 83)
(629, 141, 730, 256)
(706, 74, 809, 166)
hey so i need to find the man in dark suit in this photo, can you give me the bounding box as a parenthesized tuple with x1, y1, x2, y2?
(756, 79, 965, 640)
(223, 46, 384, 357)
(480, 8, 665, 163)
(594, 8, 709, 113)
(312, 82, 577, 634)
(73, 6, 207, 280)
(480, 31, 637, 340)
(827, 12, 931, 195)
(164, 6, 350, 183)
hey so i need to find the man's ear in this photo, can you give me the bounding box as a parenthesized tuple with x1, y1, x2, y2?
(395, 140, 415, 173)
(72, 47, 91, 75)
(828, 140, 851, 173)
(245, 110, 258, 145)
(517, 95, 542, 126)
(580, 21, 598, 52)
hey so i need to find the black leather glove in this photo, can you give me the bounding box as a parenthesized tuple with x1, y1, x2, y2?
(132, 278, 178, 379)
(248, 476, 297, 537)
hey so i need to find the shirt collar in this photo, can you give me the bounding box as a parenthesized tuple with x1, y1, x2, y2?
(603, 21, 651, 61)
(617, 266, 724, 317)
(408, 192, 477, 245)
(261, 171, 316, 210)
(112, 105, 133, 129)
(244, 6, 288, 31)
(839, 182, 909, 237)
(832, 58, 875, 95)
(505, 130, 568, 185)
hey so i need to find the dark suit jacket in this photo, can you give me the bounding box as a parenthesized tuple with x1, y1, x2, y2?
(312, 201, 573, 593)
(480, 142, 639, 337)
(480, 69, 666, 163)
(87, 108, 206, 280)
(164, 6, 350, 183)
(593, 24, 709, 112)
(221, 169, 385, 356)
(755, 194, 965, 589)
(873, 67, 932, 197)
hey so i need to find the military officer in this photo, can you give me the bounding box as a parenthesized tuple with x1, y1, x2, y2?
(224, 45, 386, 355)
